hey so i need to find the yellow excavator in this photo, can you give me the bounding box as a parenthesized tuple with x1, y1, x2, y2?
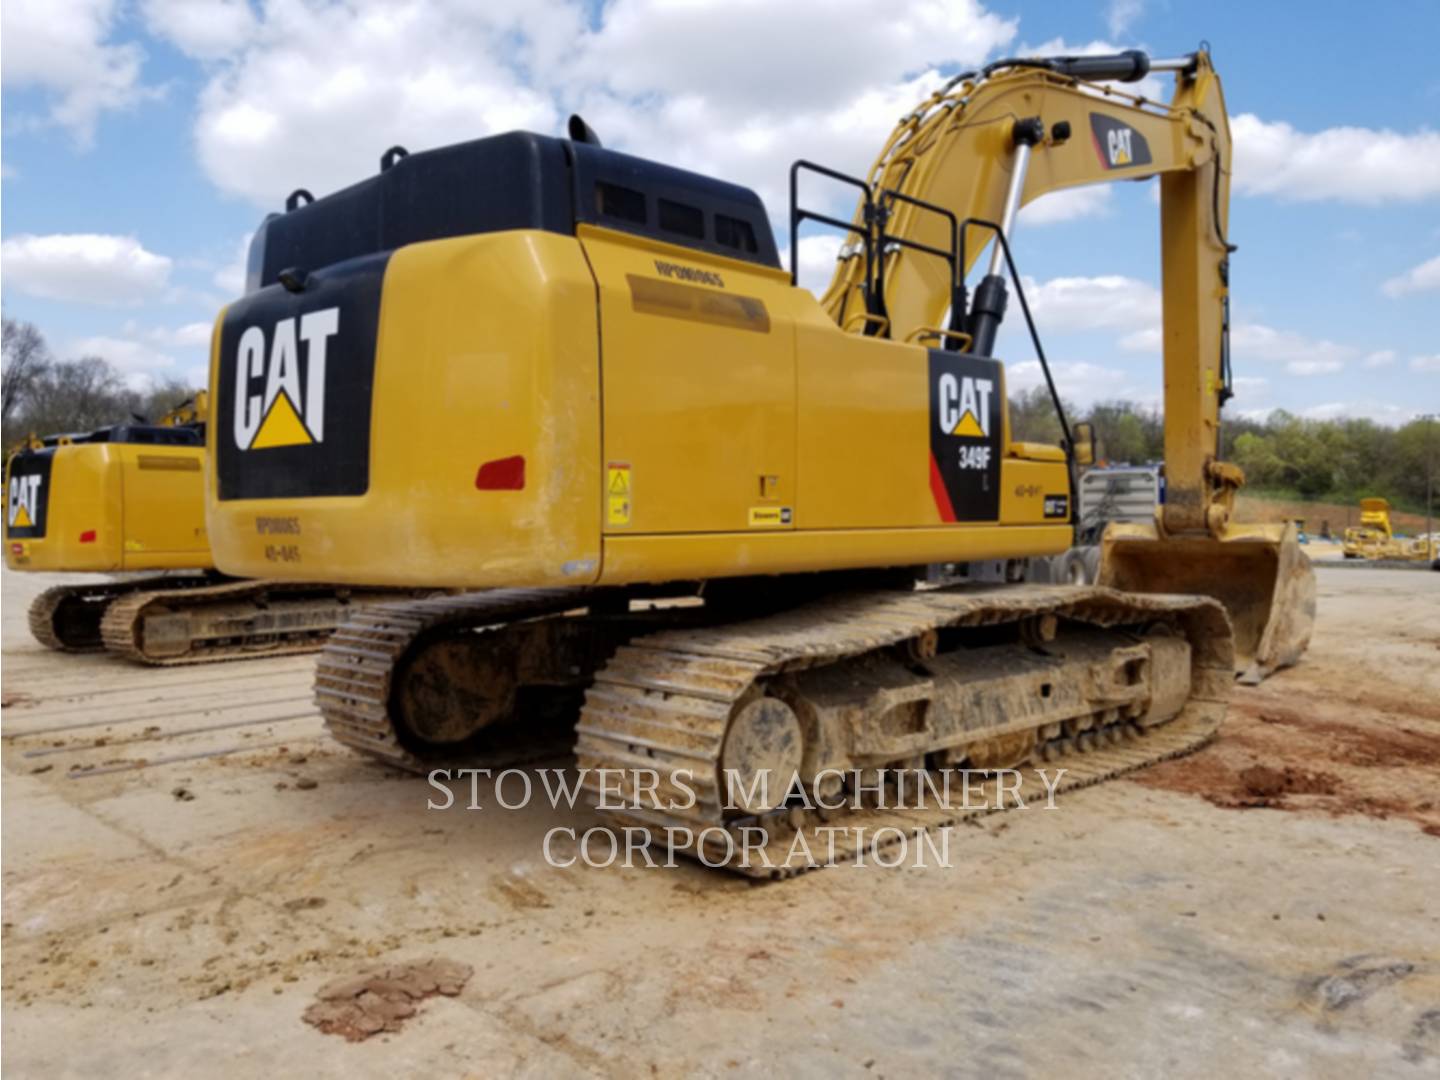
(207, 47, 1314, 873)
(4, 392, 417, 663)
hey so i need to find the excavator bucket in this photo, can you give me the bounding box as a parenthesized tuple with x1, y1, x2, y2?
(1098, 520, 1316, 685)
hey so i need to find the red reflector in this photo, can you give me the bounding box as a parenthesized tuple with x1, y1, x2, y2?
(10, 543, 22, 555)
(475, 455, 525, 491)
(79, 530, 97, 543)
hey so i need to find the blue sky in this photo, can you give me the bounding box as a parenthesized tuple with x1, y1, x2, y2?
(2, 0, 1437, 423)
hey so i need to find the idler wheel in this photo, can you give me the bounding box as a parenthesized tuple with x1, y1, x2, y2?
(721, 697, 803, 815)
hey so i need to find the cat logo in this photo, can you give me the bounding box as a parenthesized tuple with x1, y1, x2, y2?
(1107, 127, 1133, 165)
(935, 373, 993, 439)
(928, 353, 1003, 523)
(232, 308, 340, 451)
(7, 472, 42, 529)
(1089, 113, 1153, 171)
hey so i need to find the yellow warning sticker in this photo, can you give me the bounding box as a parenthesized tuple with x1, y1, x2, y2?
(748, 506, 792, 528)
(606, 463, 632, 527)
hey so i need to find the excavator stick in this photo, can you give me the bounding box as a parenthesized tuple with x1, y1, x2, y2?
(1098, 520, 1315, 685)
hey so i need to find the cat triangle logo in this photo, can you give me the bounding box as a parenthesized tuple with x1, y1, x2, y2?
(951, 410, 985, 438)
(12, 504, 33, 528)
(232, 307, 339, 452)
(251, 390, 312, 449)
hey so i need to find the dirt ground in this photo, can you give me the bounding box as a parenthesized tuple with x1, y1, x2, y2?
(3, 563, 1437, 1077)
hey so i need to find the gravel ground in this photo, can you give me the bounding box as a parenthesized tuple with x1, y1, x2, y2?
(3, 562, 1437, 1078)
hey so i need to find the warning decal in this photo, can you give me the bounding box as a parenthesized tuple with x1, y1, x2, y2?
(606, 463, 632, 527)
(928, 350, 1003, 523)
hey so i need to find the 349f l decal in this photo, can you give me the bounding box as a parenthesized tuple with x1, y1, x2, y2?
(928, 352, 1003, 523)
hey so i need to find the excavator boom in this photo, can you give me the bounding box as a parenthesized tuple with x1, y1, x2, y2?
(812, 48, 1313, 680)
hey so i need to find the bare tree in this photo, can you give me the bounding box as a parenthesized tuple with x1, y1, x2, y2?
(19, 356, 132, 437)
(2, 317, 52, 423)
(128, 376, 202, 424)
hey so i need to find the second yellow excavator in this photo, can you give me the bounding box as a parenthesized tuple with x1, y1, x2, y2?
(4, 392, 421, 663)
(206, 47, 1314, 873)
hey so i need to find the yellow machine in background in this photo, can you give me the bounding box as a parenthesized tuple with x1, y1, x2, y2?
(1343, 498, 1396, 558)
(4, 393, 415, 662)
(1342, 498, 1437, 563)
(6, 417, 209, 576)
(207, 48, 1314, 873)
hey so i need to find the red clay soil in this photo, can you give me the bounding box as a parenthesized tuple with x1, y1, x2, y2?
(302, 959, 473, 1042)
(1136, 693, 1440, 837)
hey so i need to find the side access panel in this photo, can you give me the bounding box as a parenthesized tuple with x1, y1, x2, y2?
(119, 446, 209, 569)
(580, 224, 797, 535)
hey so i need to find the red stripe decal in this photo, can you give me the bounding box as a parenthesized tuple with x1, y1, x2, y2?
(929, 453, 957, 523)
(1091, 126, 1108, 168)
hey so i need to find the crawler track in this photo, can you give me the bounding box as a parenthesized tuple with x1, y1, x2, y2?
(27, 576, 208, 653)
(576, 585, 1232, 877)
(96, 579, 429, 665)
(314, 589, 593, 770)
(314, 583, 1233, 877)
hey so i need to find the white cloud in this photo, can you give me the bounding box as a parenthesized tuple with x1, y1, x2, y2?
(1, 233, 173, 305)
(1298, 401, 1427, 425)
(1119, 326, 1161, 353)
(1230, 323, 1354, 370)
(1022, 274, 1160, 332)
(1232, 375, 1268, 393)
(0, 0, 156, 144)
(1232, 114, 1440, 203)
(1007, 359, 1153, 408)
(194, 2, 572, 205)
(1411, 355, 1440, 373)
(779, 234, 846, 296)
(189, 0, 1019, 209)
(140, 0, 257, 60)
(582, 0, 1014, 118)
(127, 321, 214, 349)
(571, 1, 1017, 215)
(1362, 350, 1396, 368)
(1020, 185, 1113, 225)
(1382, 254, 1440, 297)
(1285, 358, 1342, 376)
(1105, 0, 1144, 38)
(67, 334, 177, 375)
(1110, 298, 1359, 377)
(213, 233, 253, 296)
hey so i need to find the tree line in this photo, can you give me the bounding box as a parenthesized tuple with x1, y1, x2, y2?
(1008, 386, 1436, 514)
(3, 318, 201, 448)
